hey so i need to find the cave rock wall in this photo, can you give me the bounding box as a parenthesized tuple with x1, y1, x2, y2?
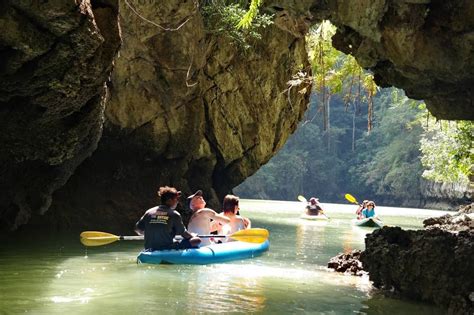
(0, 0, 121, 230)
(39, 0, 311, 230)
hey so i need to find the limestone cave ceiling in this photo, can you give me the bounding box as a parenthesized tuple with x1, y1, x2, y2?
(0, 0, 472, 230)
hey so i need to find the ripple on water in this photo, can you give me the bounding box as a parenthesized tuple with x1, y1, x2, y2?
(0, 200, 449, 314)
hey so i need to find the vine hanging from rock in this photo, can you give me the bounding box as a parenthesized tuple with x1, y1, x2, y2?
(304, 21, 378, 151)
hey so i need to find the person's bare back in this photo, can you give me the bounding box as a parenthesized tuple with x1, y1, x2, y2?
(186, 190, 230, 246)
(220, 214, 251, 236)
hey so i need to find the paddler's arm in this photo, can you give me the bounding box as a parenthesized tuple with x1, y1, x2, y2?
(243, 217, 251, 229)
(181, 230, 195, 240)
(200, 209, 230, 225)
(135, 213, 146, 235)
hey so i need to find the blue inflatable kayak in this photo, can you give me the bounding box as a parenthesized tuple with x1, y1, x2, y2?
(137, 240, 270, 265)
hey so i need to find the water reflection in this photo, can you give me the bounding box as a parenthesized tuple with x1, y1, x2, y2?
(342, 226, 373, 253)
(185, 264, 266, 313)
(295, 220, 328, 264)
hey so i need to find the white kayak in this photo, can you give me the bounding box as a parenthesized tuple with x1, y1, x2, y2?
(352, 217, 384, 228)
(300, 213, 329, 221)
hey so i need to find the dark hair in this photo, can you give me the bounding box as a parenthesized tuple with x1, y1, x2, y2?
(223, 194, 239, 214)
(158, 186, 180, 203)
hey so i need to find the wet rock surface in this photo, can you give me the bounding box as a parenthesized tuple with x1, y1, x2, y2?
(327, 250, 366, 276)
(423, 203, 474, 232)
(0, 0, 121, 230)
(361, 226, 474, 314)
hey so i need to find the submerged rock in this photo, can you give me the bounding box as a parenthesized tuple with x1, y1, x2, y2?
(361, 226, 474, 314)
(327, 250, 366, 276)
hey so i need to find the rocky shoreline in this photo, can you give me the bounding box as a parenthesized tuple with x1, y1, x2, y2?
(328, 203, 474, 314)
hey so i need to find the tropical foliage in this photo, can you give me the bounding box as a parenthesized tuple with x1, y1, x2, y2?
(236, 0, 263, 29)
(420, 117, 473, 184)
(201, 0, 272, 50)
(305, 22, 377, 151)
(236, 21, 472, 206)
(236, 88, 428, 205)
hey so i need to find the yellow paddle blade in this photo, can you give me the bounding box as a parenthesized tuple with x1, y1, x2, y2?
(344, 193, 358, 204)
(80, 236, 120, 247)
(80, 231, 117, 239)
(80, 231, 120, 247)
(229, 228, 269, 243)
(297, 195, 307, 203)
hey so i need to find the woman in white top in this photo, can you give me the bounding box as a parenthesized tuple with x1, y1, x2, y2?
(219, 195, 251, 241)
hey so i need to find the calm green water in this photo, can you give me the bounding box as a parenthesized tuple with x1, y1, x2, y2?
(0, 200, 450, 314)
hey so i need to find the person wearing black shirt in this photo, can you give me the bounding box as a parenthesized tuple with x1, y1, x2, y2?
(135, 186, 201, 250)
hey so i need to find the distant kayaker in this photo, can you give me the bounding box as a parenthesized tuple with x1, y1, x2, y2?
(306, 197, 323, 216)
(361, 201, 376, 219)
(187, 190, 230, 246)
(219, 194, 251, 239)
(356, 200, 369, 219)
(135, 186, 201, 251)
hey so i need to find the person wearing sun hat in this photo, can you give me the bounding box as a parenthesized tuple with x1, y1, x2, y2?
(361, 201, 377, 219)
(187, 189, 230, 246)
(306, 197, 323, 216)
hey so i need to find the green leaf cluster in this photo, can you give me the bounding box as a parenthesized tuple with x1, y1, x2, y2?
(306, 21, 377, 109)
(419, 119, 473, 184)
(201, 0, 273, 50)
(348, 91, 425, 201)
(236, 0, 263, 29)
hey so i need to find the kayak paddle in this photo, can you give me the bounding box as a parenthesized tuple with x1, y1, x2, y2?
(80, 228, 270, 247)
(297, 195, 329, 219)
(297, 195, 307, 203)
(344, 193, 359, 205)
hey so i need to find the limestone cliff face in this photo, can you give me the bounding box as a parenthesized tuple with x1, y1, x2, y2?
(0, 0, 120, 230)
(37, 0, 311, 230)
(421, 179, 473, 209)
(271, 0, 474, 119)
